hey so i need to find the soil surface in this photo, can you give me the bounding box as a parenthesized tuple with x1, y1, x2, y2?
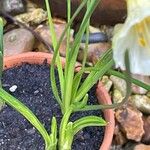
(0, 62, 104, 150)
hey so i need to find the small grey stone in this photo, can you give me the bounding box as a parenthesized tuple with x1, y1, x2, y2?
(130, 95, 150, 114)
(110, 75, 126, 97)
(0, 0, 27, 15)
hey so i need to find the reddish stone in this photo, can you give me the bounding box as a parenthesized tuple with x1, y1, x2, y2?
(4, 28, 35, 57)
(34, 24, 73, 55)
(142, 116, 150, 144)
(115, 105, 144, 142)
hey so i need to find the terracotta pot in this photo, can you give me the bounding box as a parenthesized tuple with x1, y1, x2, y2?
(4, 52, 115, 150)
(31, 0, 126, 26)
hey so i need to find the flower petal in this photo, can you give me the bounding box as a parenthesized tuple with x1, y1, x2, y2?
(112, 0, 150, 75)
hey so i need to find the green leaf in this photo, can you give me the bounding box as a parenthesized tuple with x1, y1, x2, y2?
(45, 0, 64, 106)
(59, 122, 73, 150)
(63, 0, 100, 113)
(59, 108, 73, 149)
(0, 18, 4, 107)
(48, 0, 89, 114)
(75, 59, 114, 102)
(107, 69, 150, 91)
(74, 50, 132, 111)
(64, 0, 71, 78)
(50, 117, 57, 141)
(73, 94, 88, 110)
(71, 0, 91, 102)
(48, 117, 57, 150)
(74, 49, 113, 102)
(0, 17, 3, 84)
(73, 116, 107, 135)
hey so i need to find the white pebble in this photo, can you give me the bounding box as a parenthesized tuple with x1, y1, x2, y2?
(9, 85, 17, 92)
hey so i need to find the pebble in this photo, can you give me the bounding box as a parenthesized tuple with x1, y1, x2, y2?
(130, 95, 150, 114)
(132, 74, 150, 95)
(4, 28, 35, 56)
(101, 76, 113, 92)
(147, 91, 150, 98)
(112, 89, 124, 103)
(110, 75, 126, 97)
(34, 24, 73, 55)
(9, 85, 17, 92)
(15, 8, 47, 25)
(78, 25, 110, 64)
(0, 0, 27, 15)
(115, 104, 144, 142)
(89, 26, 101, 33)
(142, 116, 150, 144)
(79, 42, 111, 64)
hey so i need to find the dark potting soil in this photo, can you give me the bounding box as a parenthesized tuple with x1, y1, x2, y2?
(0, 62, 104, 150)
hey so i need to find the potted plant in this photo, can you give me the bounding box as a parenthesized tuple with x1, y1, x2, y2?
(0, 0, 131, 149)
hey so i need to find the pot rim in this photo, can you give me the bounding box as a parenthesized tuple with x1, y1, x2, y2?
(4, 52, 115, 150)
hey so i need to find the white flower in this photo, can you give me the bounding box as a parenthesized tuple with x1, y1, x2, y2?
(112, 0, 150, 75)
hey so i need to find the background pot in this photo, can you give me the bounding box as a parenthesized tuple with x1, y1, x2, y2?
(31, 0, 126, 26)
(4, 52, 115, 150)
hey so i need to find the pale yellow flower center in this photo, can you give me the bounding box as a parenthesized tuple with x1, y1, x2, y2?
(134, 17, 150, 48)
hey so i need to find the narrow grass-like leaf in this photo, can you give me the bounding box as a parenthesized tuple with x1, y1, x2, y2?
(59, 108, 73, 148)
(74, 50, 132, 111)
(71, 0, 90, 101)
(49, 117, 57, 150)
(64, 0, 71, 78)
(49, 0, 88, 113)
(0, 18, 3, 85)
(75, 50, 114, 102)
(107, 69, 150, 91)
(76, 49, 113, 97)
(63, 0, 100, 112)
(0, 18, 4, 108)
(63, 122, 74, 149)
(45, 0, 64, 105)
(76, 60, 114, 102)
(73, 94, 88, 110)
(50, 117, 57, 142)
(73, 116, 106, 135)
